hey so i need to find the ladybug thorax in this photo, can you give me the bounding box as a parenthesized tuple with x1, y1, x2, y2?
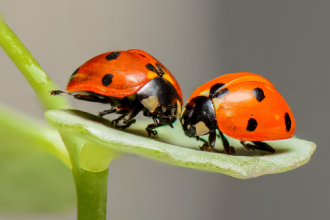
(137, 77, 182, 119)
(180, 96, 218, 137)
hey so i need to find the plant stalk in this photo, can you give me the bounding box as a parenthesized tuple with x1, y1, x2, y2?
(1, 18, 109, 219)
(0, 19, 70, 110)
(73, 165, 108, 220)
(61, 133, 108, 220)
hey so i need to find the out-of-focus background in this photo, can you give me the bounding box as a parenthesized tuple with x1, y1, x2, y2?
(0, 1, 329, 219)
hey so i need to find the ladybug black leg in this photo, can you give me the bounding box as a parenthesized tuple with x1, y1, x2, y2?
(252, 141, 275, 153)
(98, 108, 117, 117)
(218, 130, 235, 154)
(105, 105, 143, 129)
(198, 137, 208, 150)
(120, 119, 136, 129)
(199, 131, 216, 151)
(198, 137, 208, 143)
(146, 120, 161, 137)
(112, 114, 127, 126)
(50, 90, 70, 96)
(119, 105, 143, 129)
(145, 116, 160, 136)
(240, 141, 275, 153)
(50, 90, 110, 103)
(145, 112, 177, 137)
(209, 131, 216, 149)
(240, 141, 252, 151)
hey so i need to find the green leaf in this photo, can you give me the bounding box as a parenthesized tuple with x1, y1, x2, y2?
(0, 104, 75, 213)
(0, 103, 71, 167)
(45, 109, 316, 179)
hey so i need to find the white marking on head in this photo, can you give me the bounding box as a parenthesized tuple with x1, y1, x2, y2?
(176, 100, 182, 117)
(195, 121, 210, 136)
(212, 98, 221, 109)
(141, 96, 159, 113)
(187, 124, 191, 129)
(199, 89, 210, 97)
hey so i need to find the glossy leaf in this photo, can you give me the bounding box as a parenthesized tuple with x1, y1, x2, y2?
(45, 109, 316, 179)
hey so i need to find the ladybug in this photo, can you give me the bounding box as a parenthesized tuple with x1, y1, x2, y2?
(180, 72, 295, 154)
(51, 49, 183, 136)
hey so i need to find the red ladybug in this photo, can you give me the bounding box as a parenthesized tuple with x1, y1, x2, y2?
(180, 72, 295, 154)
(51, 49, 183, 136)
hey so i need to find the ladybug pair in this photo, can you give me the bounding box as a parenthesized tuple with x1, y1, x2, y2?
(51, 50, 295, 154)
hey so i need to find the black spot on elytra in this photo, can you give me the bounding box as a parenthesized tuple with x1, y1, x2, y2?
(106, 52, 121, 61)
(69, 68, 79, 81)
(210, 83, 225, 97)
(252, 88, 265, 102)
(285, 113, 291, 132)
(156, 64, 165, 77)
(213, 88, 229, 99)
(102, 74, 113, 87)
(246, 118, 258, 131)
(146, 63, 157, 73)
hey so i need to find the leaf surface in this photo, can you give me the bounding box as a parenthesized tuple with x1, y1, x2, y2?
(45, 109, 316, 179)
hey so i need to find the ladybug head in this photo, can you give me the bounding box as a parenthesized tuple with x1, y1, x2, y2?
(137, 77, 182, 119)
(180, 96, 217, 138)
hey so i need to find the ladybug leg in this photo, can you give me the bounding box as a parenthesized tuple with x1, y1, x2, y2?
(198, 136, 208, 150)
(199, 131, 216, 151)
(146, 119, 162, 137)
(98, 108, 117, 117)
(50, 90, 110, 103)
(209, 131, 216, 149)
(99, 106, 126, 118)
(197, 136, 208, 143)
(119, 105, 143, 129)
(111, 113, 127, 126)
(240, 141, 275, 153)
(145, 113, 177, 137)
(252, 141, 275, 153)
(50, 90, 69, 96)
(218, 130, 235, 154)
(240, 141, 252, 151)
(110, 105, 143, 129)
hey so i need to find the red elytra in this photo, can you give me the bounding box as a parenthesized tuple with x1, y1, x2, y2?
(67, 49, 182, 99)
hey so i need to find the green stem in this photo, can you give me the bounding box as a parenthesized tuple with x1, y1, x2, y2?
(61, 133, 108, 220)
(73, 165, 108, 220)
(0, 19, 70, 110)
(1, 18, 109, 219)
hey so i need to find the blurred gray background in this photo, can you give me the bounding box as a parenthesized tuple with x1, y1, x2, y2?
(0, 0, 329, 219)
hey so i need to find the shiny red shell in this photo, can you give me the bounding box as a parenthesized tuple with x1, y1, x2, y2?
(187, 72, 295, 141)
(66, 49, 183, 100)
